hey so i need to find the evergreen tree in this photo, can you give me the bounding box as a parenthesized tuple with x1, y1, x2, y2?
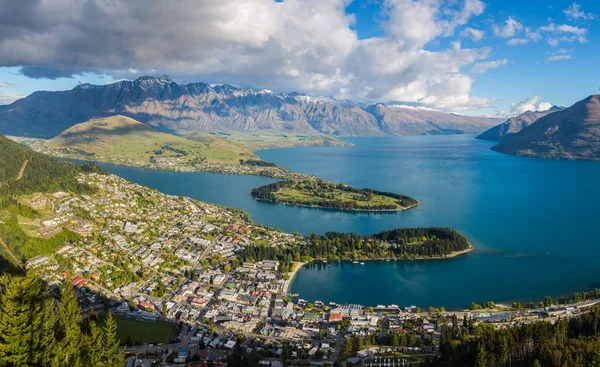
(102, 312, 125, 367)
(0, 274, 43, 367)
(57, 281, 82, 366)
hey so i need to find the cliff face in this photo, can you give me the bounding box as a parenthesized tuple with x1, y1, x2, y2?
(477, 106, 563, 141)
(0, 76, 499, 138)
(492, 95, 600, 160)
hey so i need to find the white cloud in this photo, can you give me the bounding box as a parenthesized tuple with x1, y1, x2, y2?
(460, 27, 486, 41)
(0, 0, 495, 111)
(507, 38, 530, 46)
(493, 17, 523, 38)
(0, 82, 15, 88)
(564, 3, 596, 20)
(539, 23, 588, 45)
(537, 102, 552, 111)
(510, 96, 553, 114)
(0, 91, 21, 105)
(470, 58, 508, 73)
(546, 54, 572, 62)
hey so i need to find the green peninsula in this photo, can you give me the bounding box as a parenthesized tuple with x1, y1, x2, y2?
(251, 179, 418, 211)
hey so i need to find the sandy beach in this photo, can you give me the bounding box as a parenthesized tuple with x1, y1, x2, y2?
(283, 261, 305, 294)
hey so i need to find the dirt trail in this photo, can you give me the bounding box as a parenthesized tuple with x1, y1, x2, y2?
(15, 159, 29, 181)
(0, 237, 22, 267)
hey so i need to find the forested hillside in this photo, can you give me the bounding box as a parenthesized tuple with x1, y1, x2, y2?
(0, 134, 106, 196)
(425, 307, 600, 367)
(0, 273, 124, 366)
(0, 134, 106, 272)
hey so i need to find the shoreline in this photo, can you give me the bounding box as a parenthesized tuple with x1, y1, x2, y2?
(253, 199, 419, 213)
(284, 245, 473, 294)
(283, 261, 305, 294)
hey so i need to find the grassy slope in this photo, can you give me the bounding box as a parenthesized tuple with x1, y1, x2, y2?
(46, 115, 257, 164)
(276, 186, 403, 208)
(188, 131, 352, 151)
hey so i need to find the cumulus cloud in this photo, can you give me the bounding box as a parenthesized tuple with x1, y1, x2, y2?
(540, 23, 588, 45)
(382, 0, 485, 47)
(564, 3, 596, 20)
(0, 0, 495, 111)
(537, 102, 553, 111)
(470, 58, 508, 73)
(510, 96, 553, 114)
(493, 17, 524, 38)
(460, 27, 486, 41)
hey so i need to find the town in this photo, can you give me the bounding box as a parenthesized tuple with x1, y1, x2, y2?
(22, 172, 600, 367)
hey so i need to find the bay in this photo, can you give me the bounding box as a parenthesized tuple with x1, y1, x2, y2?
(85, 135, 600, 308)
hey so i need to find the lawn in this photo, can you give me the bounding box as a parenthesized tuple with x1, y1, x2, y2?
(112, 315, 179, 345)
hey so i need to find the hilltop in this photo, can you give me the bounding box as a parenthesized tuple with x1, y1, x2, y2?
(42, 115, 256, 165)
(0, 76, 500, 138)
(477, 106, 563, 141)
(492, 95, 600, 160)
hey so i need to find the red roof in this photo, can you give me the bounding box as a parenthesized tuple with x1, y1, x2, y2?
(139, 301, 154, 310)
(329, 313, 343, 322)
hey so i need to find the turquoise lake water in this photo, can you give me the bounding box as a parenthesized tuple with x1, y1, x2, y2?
(89, 135, 600, 308)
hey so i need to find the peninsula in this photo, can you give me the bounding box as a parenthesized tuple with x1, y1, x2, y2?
(250, 179, 418, 211)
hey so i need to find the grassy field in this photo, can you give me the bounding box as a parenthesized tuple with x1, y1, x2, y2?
(188, 131, 351, 151)
(277, 186, 403, 209)
(46, 115, 257, 164)
(252, 180, 417, 211)
(112, 315, 178, 345)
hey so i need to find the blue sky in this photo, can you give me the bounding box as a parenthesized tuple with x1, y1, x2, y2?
(0, 0, 598, 116)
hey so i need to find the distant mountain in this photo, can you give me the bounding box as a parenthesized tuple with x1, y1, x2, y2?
(365, 104, 500, 135)
(0, 76, 500, 138)
(45, 115, 256, 164)
(476, 106, 563, 141)
(492, 95, 600, 160)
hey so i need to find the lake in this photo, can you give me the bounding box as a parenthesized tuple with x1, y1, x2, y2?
(90, 135, 600, 308)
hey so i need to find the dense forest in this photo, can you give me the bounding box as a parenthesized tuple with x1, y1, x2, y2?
(425, 307, 600, 367)
(250, 179, 418, 210)
(241, 159, 277, 167)
(241, 227, 470, 270)
(0, 273, 124, 367)
(0, 134, 107, 197)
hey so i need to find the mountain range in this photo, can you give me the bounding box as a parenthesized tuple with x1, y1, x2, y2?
(492, 95, 600, 160)
(476, 106, 563, 141)
(0, 75, 501, 139)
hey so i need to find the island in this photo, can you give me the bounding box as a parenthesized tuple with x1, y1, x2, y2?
(243, 227, 472, 267)
(250, 179, 418, 211)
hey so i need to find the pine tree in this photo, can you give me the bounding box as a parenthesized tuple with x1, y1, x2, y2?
(102, 312, 125, 367)
(0, 274, 43, 367)
(39, 297, 59, 367)
(81, 318, 104, 367)
(57, 281, 82, 366)
(474, 342, 487, 367)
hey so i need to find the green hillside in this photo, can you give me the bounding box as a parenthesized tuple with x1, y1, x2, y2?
(0, 134, 105, 197)
(45, 115, 257, 165)
(0, 134, 106, 272)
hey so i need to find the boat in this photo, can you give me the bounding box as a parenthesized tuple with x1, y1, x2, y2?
(322, 260, 327, 263)
(352, 260, 359, 264)
(360, 262, 365, 265)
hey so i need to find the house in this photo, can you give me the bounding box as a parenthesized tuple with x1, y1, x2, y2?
(329, 313, 343, 322)
(139, 301, 154, 311)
